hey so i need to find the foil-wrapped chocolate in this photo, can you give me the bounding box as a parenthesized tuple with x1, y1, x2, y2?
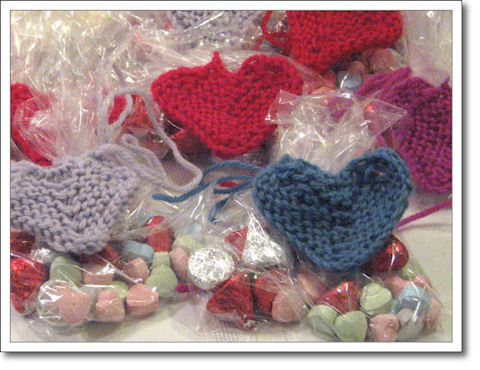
(30, 247, 57, 265)
(188, 247, 234, 290)
(242, 216, 292, 268)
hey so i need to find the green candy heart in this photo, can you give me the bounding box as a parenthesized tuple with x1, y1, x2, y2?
(360, 283, 393, 315)
(146, 265, 178, 298)
(49, 256, 82, 285)
(107, 280, 129, 300)
(152, 252, 171, 268)
(307, 305, 338, 336)
(172, 235, 204, 255)
(334, 311, 368, 342)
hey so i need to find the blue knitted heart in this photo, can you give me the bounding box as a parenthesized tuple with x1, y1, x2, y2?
(252, 148, 413, 272)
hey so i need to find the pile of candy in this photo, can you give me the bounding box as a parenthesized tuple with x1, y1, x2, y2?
(10, 10, 451, 342)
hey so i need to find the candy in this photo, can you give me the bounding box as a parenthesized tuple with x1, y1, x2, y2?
(364, 235, 409, 272)
(382, 274, 411, 298)
(169, 248, 189, 282)
(334, 311, 368, 342)
(108, 280, 129, 300)
(271, 290, 308, 323)
(369, 48, 400, 73)
(11, 257, 47, 313)
(126, 283, 159, 316)
(30, 247, 57, 265)
(188, 247, 234, 290)
(253, 269, 288, 316)
(83, 244, 121, 267)
(397, 285, 431, 314)
(11, 230, 35, 255)
(49, 256, 82, 285)
(36, 280, 73, 328)
(147, 227, 174, 252)
(152, 252, 171, 268)
(172, 234, 204, 255)
(336, 71, 362, 91)
(307, 305, 338, 336)
(57, 287, 92, 325)
(225, 227, 248, 258)
(297, 271, 328, 303)
(424, 298, 442, 331)
(121, 241, 154, 265)
(368, 314, 399, 342)
(206, 273, 255, 329)
(145, 265, 178, 298)
(95, 289, 126, 322)
(399, 264, 418, 280)
(396, 309, 424, 341)
(83, 263, 115, 285)
(411, 275, 433, 290)
(318, 281, 360, 314)
(360, 283, 393, 315)
(123, 258, 150, 282)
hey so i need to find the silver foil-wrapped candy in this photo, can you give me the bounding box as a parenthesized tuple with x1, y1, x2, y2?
(187, 247, 235, 290)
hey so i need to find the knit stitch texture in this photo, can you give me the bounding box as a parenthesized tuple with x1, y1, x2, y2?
(10, 152, 139, 255)
(151, 51, 303, 159)
(252, 148, 413, 272)
(262, 11, 403, 74)
(357, 68, 452, 193)
(10, 83, 52, 166)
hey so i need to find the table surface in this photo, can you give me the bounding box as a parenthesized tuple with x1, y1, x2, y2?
(10, 191, 452, 343)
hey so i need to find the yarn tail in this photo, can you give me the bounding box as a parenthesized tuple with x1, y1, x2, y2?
(395, 198, 452, 229)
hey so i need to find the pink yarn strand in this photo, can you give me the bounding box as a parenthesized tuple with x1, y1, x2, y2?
(395, 198, 452, 229)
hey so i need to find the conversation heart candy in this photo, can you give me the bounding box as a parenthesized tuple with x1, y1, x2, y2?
(123, 258, 150, 282)
(169, 248, 189, 282)
(423, 298, 442, 331)
(397, 285, 431, 314)
(172, 234, 204, 255)
(121, 241, 154, 264)
(334, 311, 368, 342)
(271, 289, 308, 323)
(146, 265, 178, 298)
(83, 263, 115, 285)
(307, 305, 338, 336)
(57, 287, 92, 325)
(50, 256, 82, 285)
(411, 275, 433, 290)
(108, 280, 129, 300)
(95, 289, 125, 322)
(396, 308, 424, 341)
(318, 281, 360, 314)
(297, 271, 328, 303)
(360, 283, 393, 315)
(152, 252, 171, 268)
(382, 274, 411, 298)
(368, 313, 399, 342)
(126, 283, 159, 316)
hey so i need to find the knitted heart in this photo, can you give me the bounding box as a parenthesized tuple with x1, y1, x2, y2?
(262, 11, 403, 74)
(10, 153, 139, 255)
(10, 83, 52, 166)
(357, 68, 452, 193)
(252, 148, 413, 272)
(151, 51, 304, 159)
(206, 273, 255, 329)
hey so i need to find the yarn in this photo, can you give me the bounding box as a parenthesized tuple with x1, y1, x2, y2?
(261, 11, 403, 74)
(151, 51, 304, 159)
(10, 152, 139, 255)
(153, 148, 413, 272)
(357, 68, 452, 193)
(10, 83, 52, 166)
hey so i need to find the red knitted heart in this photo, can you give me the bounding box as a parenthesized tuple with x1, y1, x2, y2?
(151, 52, 303, 159)
(262, 11, 403, 74)
(10, 83, 52, 166)
(206, 273, 255, 329)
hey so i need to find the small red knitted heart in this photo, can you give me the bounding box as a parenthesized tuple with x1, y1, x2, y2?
(151, 52, 304, 159)
(10, 83, 52, 166)
(262, 11, 403, 74)
(317, 281, 360, 314)
(206, 273, 255, 328)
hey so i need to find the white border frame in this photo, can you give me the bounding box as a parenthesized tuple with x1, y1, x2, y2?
(1, 1, 462, 352)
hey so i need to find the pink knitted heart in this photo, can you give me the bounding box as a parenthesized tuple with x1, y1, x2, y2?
(357, 68, 452, 193)
(151, 52, 304, 159)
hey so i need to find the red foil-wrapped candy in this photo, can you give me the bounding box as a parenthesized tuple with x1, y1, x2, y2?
(317, 280, 360, 314)
(253, 268, 289, 316)
(206, 273, 255, 329)
(144, 216, 174, 252)
(225, 227, 248, 258)
(364, 235, 409, 272)
(11, 257, 47, 313)
(11, 230, 35, 255)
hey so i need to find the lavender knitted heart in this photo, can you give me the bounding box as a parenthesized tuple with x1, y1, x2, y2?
(10, 152, 139, 255)
(252, 148, 413, 272)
